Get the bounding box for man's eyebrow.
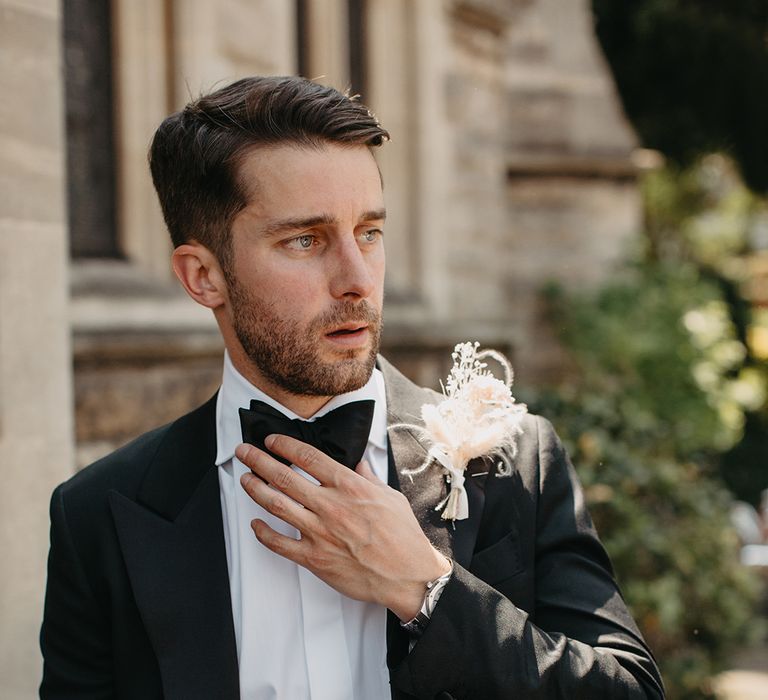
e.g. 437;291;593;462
260;209;387;237
260;214;335;238
361;208;387;223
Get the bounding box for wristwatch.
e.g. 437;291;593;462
400;561;453;638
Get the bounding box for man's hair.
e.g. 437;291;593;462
148;76;389;270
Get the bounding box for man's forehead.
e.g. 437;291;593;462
236;141;380;186
234;143;384;222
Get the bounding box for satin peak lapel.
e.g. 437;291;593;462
109;396;240;700
378;356;487;569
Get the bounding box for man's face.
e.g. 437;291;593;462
224;142;386;399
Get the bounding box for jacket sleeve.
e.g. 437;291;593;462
390;416;665;699
40;485;113;699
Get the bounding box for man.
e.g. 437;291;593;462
40;76;664;699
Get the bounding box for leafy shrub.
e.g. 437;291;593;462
640;155;768;505
524;263;764;699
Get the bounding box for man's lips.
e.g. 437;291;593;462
325;324;369;337
324;324;371;347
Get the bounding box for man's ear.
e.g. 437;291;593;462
172;242;228;309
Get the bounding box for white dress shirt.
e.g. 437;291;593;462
216;352;391;700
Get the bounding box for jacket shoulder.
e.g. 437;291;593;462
54;393;218;514
58;423;169;502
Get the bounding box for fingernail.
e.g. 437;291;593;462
240;472;253;487
264;434;276;449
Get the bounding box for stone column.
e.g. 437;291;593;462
302;0;350;89
112;0;173;280
0;1;74;697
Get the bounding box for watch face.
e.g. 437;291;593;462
424;574;450;615
402;570;452;637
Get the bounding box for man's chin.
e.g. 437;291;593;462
320;355;377;393
301;343;378;395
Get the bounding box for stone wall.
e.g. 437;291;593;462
501;0;641;380
0;1;74;697
423;0;640;381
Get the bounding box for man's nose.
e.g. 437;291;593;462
328;235;376;300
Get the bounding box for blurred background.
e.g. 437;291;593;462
1;0;767;698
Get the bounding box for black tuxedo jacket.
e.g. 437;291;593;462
40;357;664;699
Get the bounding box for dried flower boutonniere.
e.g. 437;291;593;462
392;342;527;522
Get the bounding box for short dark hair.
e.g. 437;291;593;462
148;76;389;269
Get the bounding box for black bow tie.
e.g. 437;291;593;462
239;399;376;470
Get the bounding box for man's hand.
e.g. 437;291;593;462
235;435;451;621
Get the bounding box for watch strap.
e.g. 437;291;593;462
400;562;453;637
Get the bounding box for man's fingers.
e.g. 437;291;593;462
263;434;347;485
250;518;305;562
235;442;320;509
240;472;318;532
355;459;381;483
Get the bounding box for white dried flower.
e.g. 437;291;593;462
391;342;527;522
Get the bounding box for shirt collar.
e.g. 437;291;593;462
215;351;388;466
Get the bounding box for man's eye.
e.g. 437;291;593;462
360;228;382;243
286;234;315;250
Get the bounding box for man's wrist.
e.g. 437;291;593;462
400;559;453;638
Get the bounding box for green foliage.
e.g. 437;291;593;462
639;155;768;503
545;264;749;455
525;264;765;699
570;9;768;694
592;0;768;193
642;155;766;264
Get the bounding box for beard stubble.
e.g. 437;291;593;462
229;279;382;397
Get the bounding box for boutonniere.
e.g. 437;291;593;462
392;342;527;522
